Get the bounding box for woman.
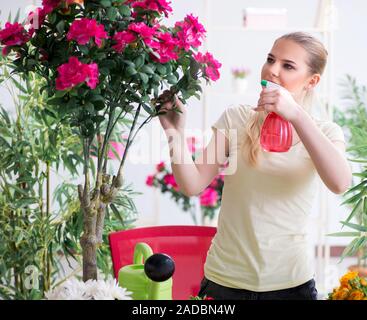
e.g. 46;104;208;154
158;32;352;300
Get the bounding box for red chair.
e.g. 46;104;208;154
108;225;216;300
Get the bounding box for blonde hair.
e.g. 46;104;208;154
241;32;328;167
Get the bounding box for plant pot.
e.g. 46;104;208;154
348;265;367;278
232;78;248;94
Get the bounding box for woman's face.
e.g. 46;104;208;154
261;38;319;103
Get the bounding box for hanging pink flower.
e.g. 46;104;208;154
193;52;222;81
175;14;206;51
149;32;179;63
67;18;108;48
146;175;155;186
55;56;99;90
42;0;61;14
0;22;31;56
130;0;172;17
156;161;165;172
112;31;137;53
200;188;218;207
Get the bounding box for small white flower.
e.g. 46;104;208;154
45;277;132;300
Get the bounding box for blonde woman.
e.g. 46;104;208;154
158;32;352;300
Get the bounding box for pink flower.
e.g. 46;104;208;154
186;136;196;154
42;0;61;14
27;8;46;36
0;22;30;56
112;31;137;53
193;52;222;81
130;0;172;17
175;14;206;51
128;22;158;39
149;32;179;63
200;188;218;207
67;18;108;48
107;141;125;160
55;57;99;91
156;161;165;172
146;175;155;186
163;174;179;191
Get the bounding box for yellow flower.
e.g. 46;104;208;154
348;290;365;300
332;287;350;300
360;278;367;287
340;271;359;288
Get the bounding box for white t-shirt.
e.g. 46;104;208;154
204;104;345;292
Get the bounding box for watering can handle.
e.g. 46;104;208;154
133;242;153;265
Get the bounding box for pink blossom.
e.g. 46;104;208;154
146;175;155;186
149;32;179;63
107;141;125;160
128;22;158;39
200;188;218;207
130;0;172;17
0;22;30;56
175;14;206;51
42;0;61;14
67;18;108;48
163;174;179;191
55;57;99;91
27;8;46;36
112;31;137;53
156;161;165;172
193;52;221;81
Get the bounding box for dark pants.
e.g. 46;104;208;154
198;277;318;300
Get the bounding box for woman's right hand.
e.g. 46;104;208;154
157;90;186;133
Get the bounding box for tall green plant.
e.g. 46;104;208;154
0;55;138;299
330;75;367;267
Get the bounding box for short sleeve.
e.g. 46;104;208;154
319;121;346;144
211;105;252;140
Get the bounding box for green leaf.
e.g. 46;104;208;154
100;0;112;7
166;74;177;84
79;45;89;55
118;5;131;17
327;232;361;237
141;65;154;75
126;66;137;76
107;7;118;20
142;103;153;115
110;203;124;224
134;56;145;69
156;65;166;75
56;20;65;34
139;72;149;84
343;198;363;224
340;221;367;232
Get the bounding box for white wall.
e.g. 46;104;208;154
1;0;366;241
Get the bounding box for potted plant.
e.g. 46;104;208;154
0;0;221;282
231;67;250;94
329;75;367;277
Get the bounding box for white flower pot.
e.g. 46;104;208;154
232;78;248;94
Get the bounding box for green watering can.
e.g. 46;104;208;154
118;242;175;300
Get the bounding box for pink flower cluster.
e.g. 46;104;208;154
67;18;108;48
128;0;173;17
55;57;99;91
193;52;222;81
42;0;61;14
0;22;30;56
175;14;206;51
112;31;137;53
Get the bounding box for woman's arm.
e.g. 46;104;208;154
166;128;229;196
291;108;352;194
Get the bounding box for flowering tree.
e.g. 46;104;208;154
0;0;221;281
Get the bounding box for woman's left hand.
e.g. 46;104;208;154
253;88;302;123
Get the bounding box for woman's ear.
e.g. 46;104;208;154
307;74;321;89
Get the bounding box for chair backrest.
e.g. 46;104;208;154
108;225;217;300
